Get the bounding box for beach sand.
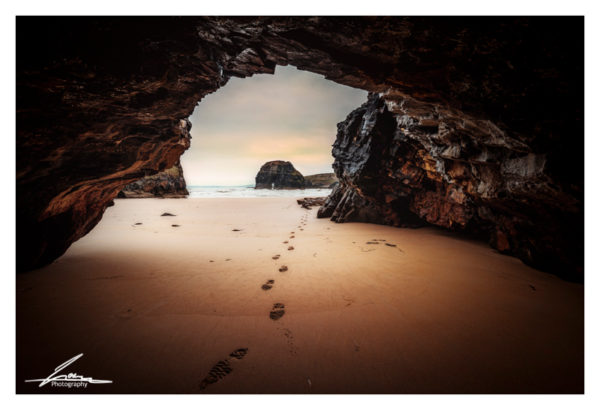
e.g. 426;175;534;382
16;198;583;393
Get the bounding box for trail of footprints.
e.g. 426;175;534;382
260;209;310;321
150;209;401;390
199;210;310;391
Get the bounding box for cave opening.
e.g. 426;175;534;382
179;65;367;195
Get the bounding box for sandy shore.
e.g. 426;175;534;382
16;198;583;393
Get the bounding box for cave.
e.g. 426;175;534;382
17;16;583;280
15;15;585;395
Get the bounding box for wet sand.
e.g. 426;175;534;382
16;198;583;393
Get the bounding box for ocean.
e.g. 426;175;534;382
187;186;333;198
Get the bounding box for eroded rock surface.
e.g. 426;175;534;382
17;17;582;277
319;93;582;279
255;161;305;189
118;160;188;198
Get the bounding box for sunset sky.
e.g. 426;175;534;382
180;65;368;186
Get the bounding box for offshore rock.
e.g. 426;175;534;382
118;160;188;198
304;173;338;188
255;161;305;189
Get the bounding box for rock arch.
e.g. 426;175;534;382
16;17;583;278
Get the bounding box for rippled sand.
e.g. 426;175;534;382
16;198;583;393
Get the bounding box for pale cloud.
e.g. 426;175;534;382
181;65;367;186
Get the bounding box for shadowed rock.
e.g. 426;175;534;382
297;197;326;209
118;161;188;198
318;93;583;280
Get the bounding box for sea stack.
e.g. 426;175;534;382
255;161;305;189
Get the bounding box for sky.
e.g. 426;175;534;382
180;65;368;186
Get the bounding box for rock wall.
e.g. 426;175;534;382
319;93;582;280
17;17;583;276
118;160;188;198
255;161;305;189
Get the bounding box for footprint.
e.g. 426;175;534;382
232;229;242;232
290;235;295;239
270;303;285;320
199;348;249;391
171;224;180;227
291;232;295;234
385;243;396;247
134;222;143;225
161;212;176;217
288;246;294;251
209;260;214;263
279;265;288;272
262;279;275;290
272;254;280;260
366;241;379;245
283;241;289;244
225;258;231;261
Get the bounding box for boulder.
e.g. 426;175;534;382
297;197;326;209
118;161;188;198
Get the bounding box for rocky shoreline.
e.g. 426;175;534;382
255;160;337;190
118;160;189;198
317;93;582;279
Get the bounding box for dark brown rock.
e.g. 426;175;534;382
318;93;582;280
118;160;188;198
255;161;305;189
304;173;338;188
297;197;326;209
16;17;582;279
